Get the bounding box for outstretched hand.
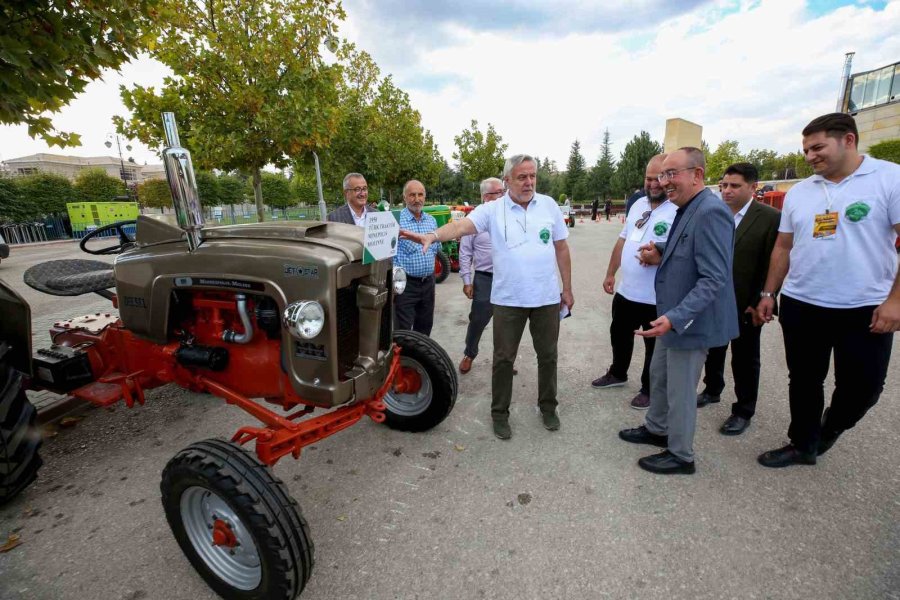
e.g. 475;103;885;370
399;229;434;254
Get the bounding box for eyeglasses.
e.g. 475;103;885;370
635;210;652;229
656;167;695;182
484;190;504;197
344;186;368;194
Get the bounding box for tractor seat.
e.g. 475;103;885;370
24;259;116;297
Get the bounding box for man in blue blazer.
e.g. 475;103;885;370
619;147;739;474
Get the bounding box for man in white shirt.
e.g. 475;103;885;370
327;172;374;226
400;155;573;440
592;154;677;410
756;113;900;468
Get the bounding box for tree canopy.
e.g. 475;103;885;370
1;0;158;147
612;131;662;196
453;120;508;184
588;129;616;201
73;168;126;203
116;0;345;221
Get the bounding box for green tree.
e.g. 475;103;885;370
772;151;813;180
564;139;588;202
0;178;25;223
73;168;126;203
452;120;508;184
746;148;780;180
195;171;220;206
706;140;744;183
290;169;319;205
0;1;159;147
296;46;442;203
535;156;559;197
587;129;616;201
868;139;900;164
433;162;471;204
256;172;293;210
16;172;75;215
136;178;172;212
116;0;344;222
218;174;246;206
612;131;662;196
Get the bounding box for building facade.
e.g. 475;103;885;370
842;60;900;153
1;153;166;184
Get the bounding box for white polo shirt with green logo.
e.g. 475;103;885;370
779;155;900;308
467;192;569;308
617;197;677;305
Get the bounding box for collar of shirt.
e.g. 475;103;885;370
736;198;752;218
809;154;876;186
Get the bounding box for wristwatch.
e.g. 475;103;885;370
759;292;775;298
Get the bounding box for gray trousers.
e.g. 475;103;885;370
644;343;707;462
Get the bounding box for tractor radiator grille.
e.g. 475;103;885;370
335;282;360;378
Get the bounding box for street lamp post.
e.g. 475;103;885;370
105;133;133;199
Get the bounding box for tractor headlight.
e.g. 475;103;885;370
392;266;407;295
283;301;325;339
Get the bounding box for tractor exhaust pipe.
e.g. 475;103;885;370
161;112;205;252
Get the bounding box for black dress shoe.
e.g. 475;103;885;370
757;444;816;468
618;425;668;448
638;450;696;475
696;392;721;407
720;415;750;436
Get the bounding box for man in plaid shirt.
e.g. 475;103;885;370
394;180;439;335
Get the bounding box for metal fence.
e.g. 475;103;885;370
1;216;71;245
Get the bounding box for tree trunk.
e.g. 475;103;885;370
253;168;265;222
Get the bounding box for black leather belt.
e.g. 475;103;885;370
475;270;493;277
406;274;434;283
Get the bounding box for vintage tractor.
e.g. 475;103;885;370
0;114;458;600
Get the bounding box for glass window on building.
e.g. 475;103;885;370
849;73;867;111
892;64;900;102
873;65;894;106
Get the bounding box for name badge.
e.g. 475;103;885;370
813;212;838;240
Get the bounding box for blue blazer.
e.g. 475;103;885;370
655;188;739;350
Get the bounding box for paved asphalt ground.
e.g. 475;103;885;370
0;221;898;600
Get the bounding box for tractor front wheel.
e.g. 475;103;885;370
161;439;314;600
383;330;457;432
0;342;42;505
434;250;451;284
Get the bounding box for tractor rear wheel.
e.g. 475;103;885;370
434;250;451;284
0;342;42;505
383;330;457;432
161;439;313;600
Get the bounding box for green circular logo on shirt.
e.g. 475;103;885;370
844;201;871;222
653;221;669;236
540;227;551;244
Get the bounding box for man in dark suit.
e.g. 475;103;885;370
327;172;376;226
618;147;739;474
697;163;781;435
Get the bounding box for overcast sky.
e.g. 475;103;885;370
1;0;898;171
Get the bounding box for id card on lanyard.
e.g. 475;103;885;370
813;181;839;241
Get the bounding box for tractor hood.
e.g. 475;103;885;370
204;221;365;262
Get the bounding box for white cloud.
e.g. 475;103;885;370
2;0;898;173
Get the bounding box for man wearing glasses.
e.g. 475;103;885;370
458;177;505;375
399;155;573;440
619;147;738;474
592;154;677;410
327;172;375;226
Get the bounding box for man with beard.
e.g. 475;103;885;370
592;154;677;410
755;113;900;468
399;155;573;440
619;147;738;474
393;179;439;335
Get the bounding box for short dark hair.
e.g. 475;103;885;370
678;147;706;170
802;113;859;146
723;162;759;184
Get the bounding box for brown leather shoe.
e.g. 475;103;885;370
459;355;473;374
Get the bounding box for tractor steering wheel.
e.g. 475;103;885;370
79;220;138;255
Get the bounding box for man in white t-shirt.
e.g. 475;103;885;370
756;112;900;468
592;154;677;410
400;155;573;440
